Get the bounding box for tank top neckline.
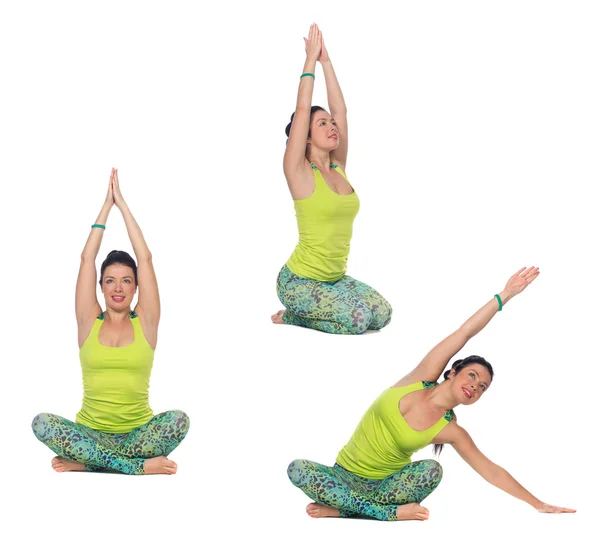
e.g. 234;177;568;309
308;162;356;197
394;382;455;433
96;310;139;349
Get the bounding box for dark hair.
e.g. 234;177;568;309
99;250;138;286
433;356;494;456
285;105;327;141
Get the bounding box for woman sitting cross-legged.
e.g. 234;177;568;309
288;266;575;519
32;168;189;475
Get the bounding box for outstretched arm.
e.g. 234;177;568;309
318;34;348;169
446;423;575;513
75;173;113;331
283;24;322;195
395;266;540;386
111;169;160;327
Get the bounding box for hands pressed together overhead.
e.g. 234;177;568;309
104;168;127;210
304;23;329;63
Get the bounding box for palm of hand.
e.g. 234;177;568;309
504;266;540;297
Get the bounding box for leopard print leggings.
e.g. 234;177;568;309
287;459;442;521
32;410;190;475
276;265;392;334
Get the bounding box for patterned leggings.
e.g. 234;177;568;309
287;459;442;521
32;410;190;475
276;266;392;334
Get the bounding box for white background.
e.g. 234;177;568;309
1;1;597;543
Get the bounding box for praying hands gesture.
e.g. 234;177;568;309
304;23;322;62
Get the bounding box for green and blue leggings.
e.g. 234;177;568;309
287;459;442;521
32;410;190;475
276;265;392;335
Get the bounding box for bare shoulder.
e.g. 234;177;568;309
431;417;464;445
393;368;438;388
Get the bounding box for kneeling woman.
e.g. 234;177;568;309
32;168;189;475
288;266;574;519
273;24;392;334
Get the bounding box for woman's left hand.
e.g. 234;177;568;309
503;266;540;299
537;502;576;514
111;168;127;210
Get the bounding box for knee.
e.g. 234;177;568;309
370;298;393;330
31;413;52;441
420;459;443;487
170;410;190;437
287;459;309;488
348;306;373;335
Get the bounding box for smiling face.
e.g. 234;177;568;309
307;109;340;152
450;364;492;405
100;263;137;311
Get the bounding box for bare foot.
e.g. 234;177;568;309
144;456;178;475
306;503;341;518
51;456;84;473
396;503;429;521
271;310;285;324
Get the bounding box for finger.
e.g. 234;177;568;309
560;507;576;513
520;266;535;277
513;266;527;277
525;268;540;281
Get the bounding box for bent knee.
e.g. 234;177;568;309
369;299;393;330
170;410;191;435
420;459;443;484
31;413;53;440
287;459;310;487
348;307;373;334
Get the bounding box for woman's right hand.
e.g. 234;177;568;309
304;23;322;62
104;169;115;208
536;502;576;514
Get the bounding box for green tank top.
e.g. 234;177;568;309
76;311;154;433
286;163;360;282
336;382;455;480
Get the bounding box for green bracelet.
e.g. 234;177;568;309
494;294;503;311
91;224;106;230
300;72;315;79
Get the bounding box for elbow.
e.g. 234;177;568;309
456;326;473;342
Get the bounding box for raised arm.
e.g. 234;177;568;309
395;266;540;386
283;24;321;196
319;35;348;169
111;169;160;328
76;173;113;337
444;423;575;513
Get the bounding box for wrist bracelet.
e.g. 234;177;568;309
91;224;106;230
494;294;503;311
300;72;315;79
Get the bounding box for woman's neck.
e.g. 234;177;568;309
308;149;331;170
425;381;460;411
104;307;132;323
